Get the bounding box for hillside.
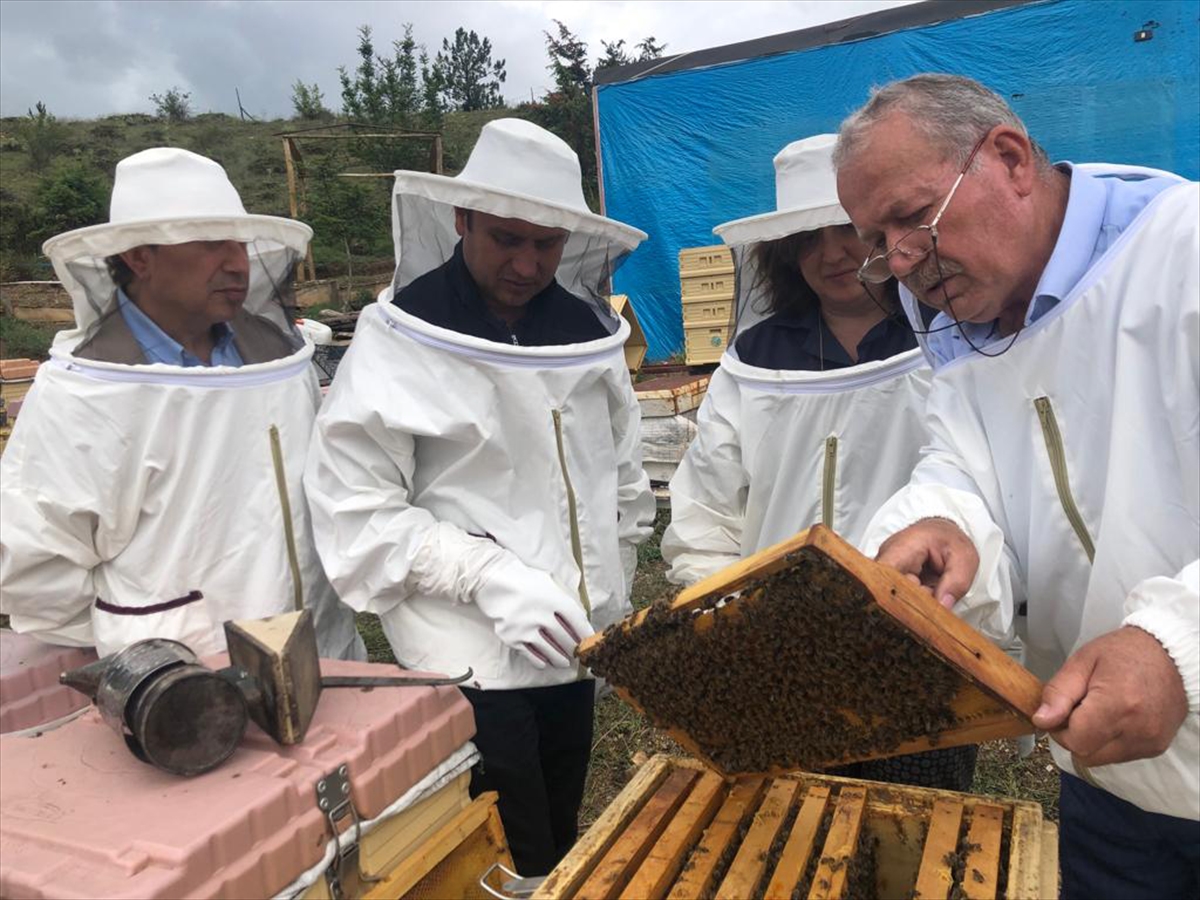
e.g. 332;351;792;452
0;107;526;283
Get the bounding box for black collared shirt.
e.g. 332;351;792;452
393;242;611;346
734;305;917;371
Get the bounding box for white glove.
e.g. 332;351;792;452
473;555;595;669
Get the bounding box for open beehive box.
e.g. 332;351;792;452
579;526;1043;776
535;754;1057;899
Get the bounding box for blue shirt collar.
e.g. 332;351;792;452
117;288;242;367
1026;163;1107;322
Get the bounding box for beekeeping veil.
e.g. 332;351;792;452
388;118;646;331
42;147;310;354
713;134;854;342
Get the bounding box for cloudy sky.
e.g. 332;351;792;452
0;0;917;120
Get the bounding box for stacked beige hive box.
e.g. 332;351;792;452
0;651;512;899
679;246;735;365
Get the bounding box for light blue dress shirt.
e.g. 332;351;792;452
926;165;1180;365
117;289;245;367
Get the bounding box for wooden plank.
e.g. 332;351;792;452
635;374;710;418
763;785;831;900
359;771;470;877
621;770;726;900
667;777;766;900
282;138;300;220
12;307;74;323
533;755;675;900
1005;804;1046;900
961;803;1004;900
716;777;800;900
808;786;868;900
913;798;965;900
1038;821;1060;900
575;767;700;900
360;792;496;899
281;132;440;140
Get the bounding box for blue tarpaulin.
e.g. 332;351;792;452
596;0;1200;361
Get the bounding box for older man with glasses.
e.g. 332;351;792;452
834;74;1198;899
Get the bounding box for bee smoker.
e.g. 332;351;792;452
59;639;248;776
59;609;473;777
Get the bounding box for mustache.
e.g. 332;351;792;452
904;257;965;296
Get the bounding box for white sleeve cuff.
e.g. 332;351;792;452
1123;561;1200;715
411;522;509;604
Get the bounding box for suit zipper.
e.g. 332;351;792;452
822;435;838;530
551;408;591;616
1034;396;1095;563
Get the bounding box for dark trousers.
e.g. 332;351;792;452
1060;772;1200;899
461;680;596;877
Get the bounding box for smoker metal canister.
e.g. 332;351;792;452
93;639;248;775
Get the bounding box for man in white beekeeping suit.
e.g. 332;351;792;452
304;119;656;876
834;73;1198;898
0;147;364;663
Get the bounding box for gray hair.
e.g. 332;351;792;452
833;73;1050;171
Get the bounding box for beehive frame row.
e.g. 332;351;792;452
534;756;1057;900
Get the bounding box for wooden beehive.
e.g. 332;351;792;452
359;793;513;900
679;246;735;365
301;792;513;900
579;526;1043;777
635;373;709;486
610;294;648;373
0;358;38;406
535;755;1057;900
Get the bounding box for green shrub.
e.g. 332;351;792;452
150;87;192;123
0;317;66;360
19;102;68;172
30;162;109;246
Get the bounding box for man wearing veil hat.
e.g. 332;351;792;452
305;118;656;875
0;147;364;663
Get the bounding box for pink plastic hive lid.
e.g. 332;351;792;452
0;657;476;900
0;631;98;735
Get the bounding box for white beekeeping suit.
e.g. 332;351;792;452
0;148;364;661
663;135;934;589
305;119;656;690
860;166;1199;819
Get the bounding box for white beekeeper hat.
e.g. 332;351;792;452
41;148;312;335
713;134;850;247
712;134;854;337
389;118;647;302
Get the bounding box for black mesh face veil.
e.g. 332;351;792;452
390;193;640;338
60;237;306;355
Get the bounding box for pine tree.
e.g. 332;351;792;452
430;28;507;112
596;39;631;72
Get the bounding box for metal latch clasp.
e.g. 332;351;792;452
317;764;382;899
479;862;544;899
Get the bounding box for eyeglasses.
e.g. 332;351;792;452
857;133;990;285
